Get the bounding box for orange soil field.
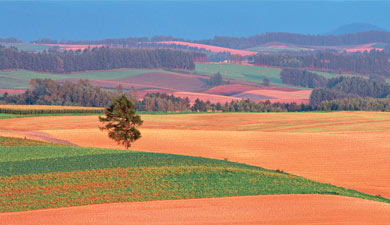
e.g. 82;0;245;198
42;44;104;51
0;112;389;198
157;41;257;56
1;194;390;225
171;91;240;104
233;88;311;104
115;72;208;92
0;89;25;94
333;43;381;53
60;72;210;92
0;104;103;110
203;84;261;95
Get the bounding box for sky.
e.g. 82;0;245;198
0;1;389;41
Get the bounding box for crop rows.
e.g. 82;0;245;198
0;136;389;213
2;166;389;212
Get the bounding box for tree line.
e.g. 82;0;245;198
2;78;390;112
310;76;390;106
31;36;184;47
280;68;327;88
318;97;390;111
0;46;201;73
196;31;390;49
0;79;113;107
252;48;390;77
0;38;23;43
28;30;390;50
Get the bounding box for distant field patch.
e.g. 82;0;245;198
0;69;165;81
41;44;104;51
246;43;314;53
233;88;311;104
157;41;257;56
196;63;292;87
0;69;169;90
172;91;240;104
115;72;209;92
0;42;51;52
0;89;25;94
0;105;103;115
203;84;261;96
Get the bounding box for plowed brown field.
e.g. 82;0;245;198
203;84;261;95
157;41;257;56
172;91;240;104
60;72;210;92
0;89;26;94
1;195;389;225
42;44;104;51
234;89;311;103
1;112;389;198
115;72;209;92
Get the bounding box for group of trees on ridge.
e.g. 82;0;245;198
26;31;390;49
196;31;390;49
310;76;390;106
0;46;202;73
281;69;390;107
0;79;113;107
280;68;328;88
31;36;184;47
252;48;390;77
3;77;390;112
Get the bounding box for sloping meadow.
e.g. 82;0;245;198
0;136;388;212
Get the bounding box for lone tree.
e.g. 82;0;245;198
99;94;143;149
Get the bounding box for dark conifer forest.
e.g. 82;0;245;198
252;47;390;77
197;31;390;49
0;46;201;73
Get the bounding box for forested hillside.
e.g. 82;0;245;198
197;31;390;49
310;76;390;106
0;46;201;73
252;48;390;77
280;69;327;88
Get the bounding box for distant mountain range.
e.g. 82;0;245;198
328;23;386;35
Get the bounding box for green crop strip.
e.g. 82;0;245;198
0;136;388;212
1;166;388;212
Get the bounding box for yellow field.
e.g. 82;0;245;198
1;112;390;198
0;105;104;110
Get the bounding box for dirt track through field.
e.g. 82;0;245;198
1;195;390;225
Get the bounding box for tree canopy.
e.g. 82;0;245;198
99;95;143;149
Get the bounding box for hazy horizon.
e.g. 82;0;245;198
1;1;389;41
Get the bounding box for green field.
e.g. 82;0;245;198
195;63;284;86
1;64;358;91
246;45;314;53
0;69;166;81
195;63;356;88
0;42;52;52
0;136;388;212
0;69;168;90
313;70;357;79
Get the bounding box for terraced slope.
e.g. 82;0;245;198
0;136;388;213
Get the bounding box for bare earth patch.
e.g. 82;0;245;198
157;41;257;56
1;195;389;225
